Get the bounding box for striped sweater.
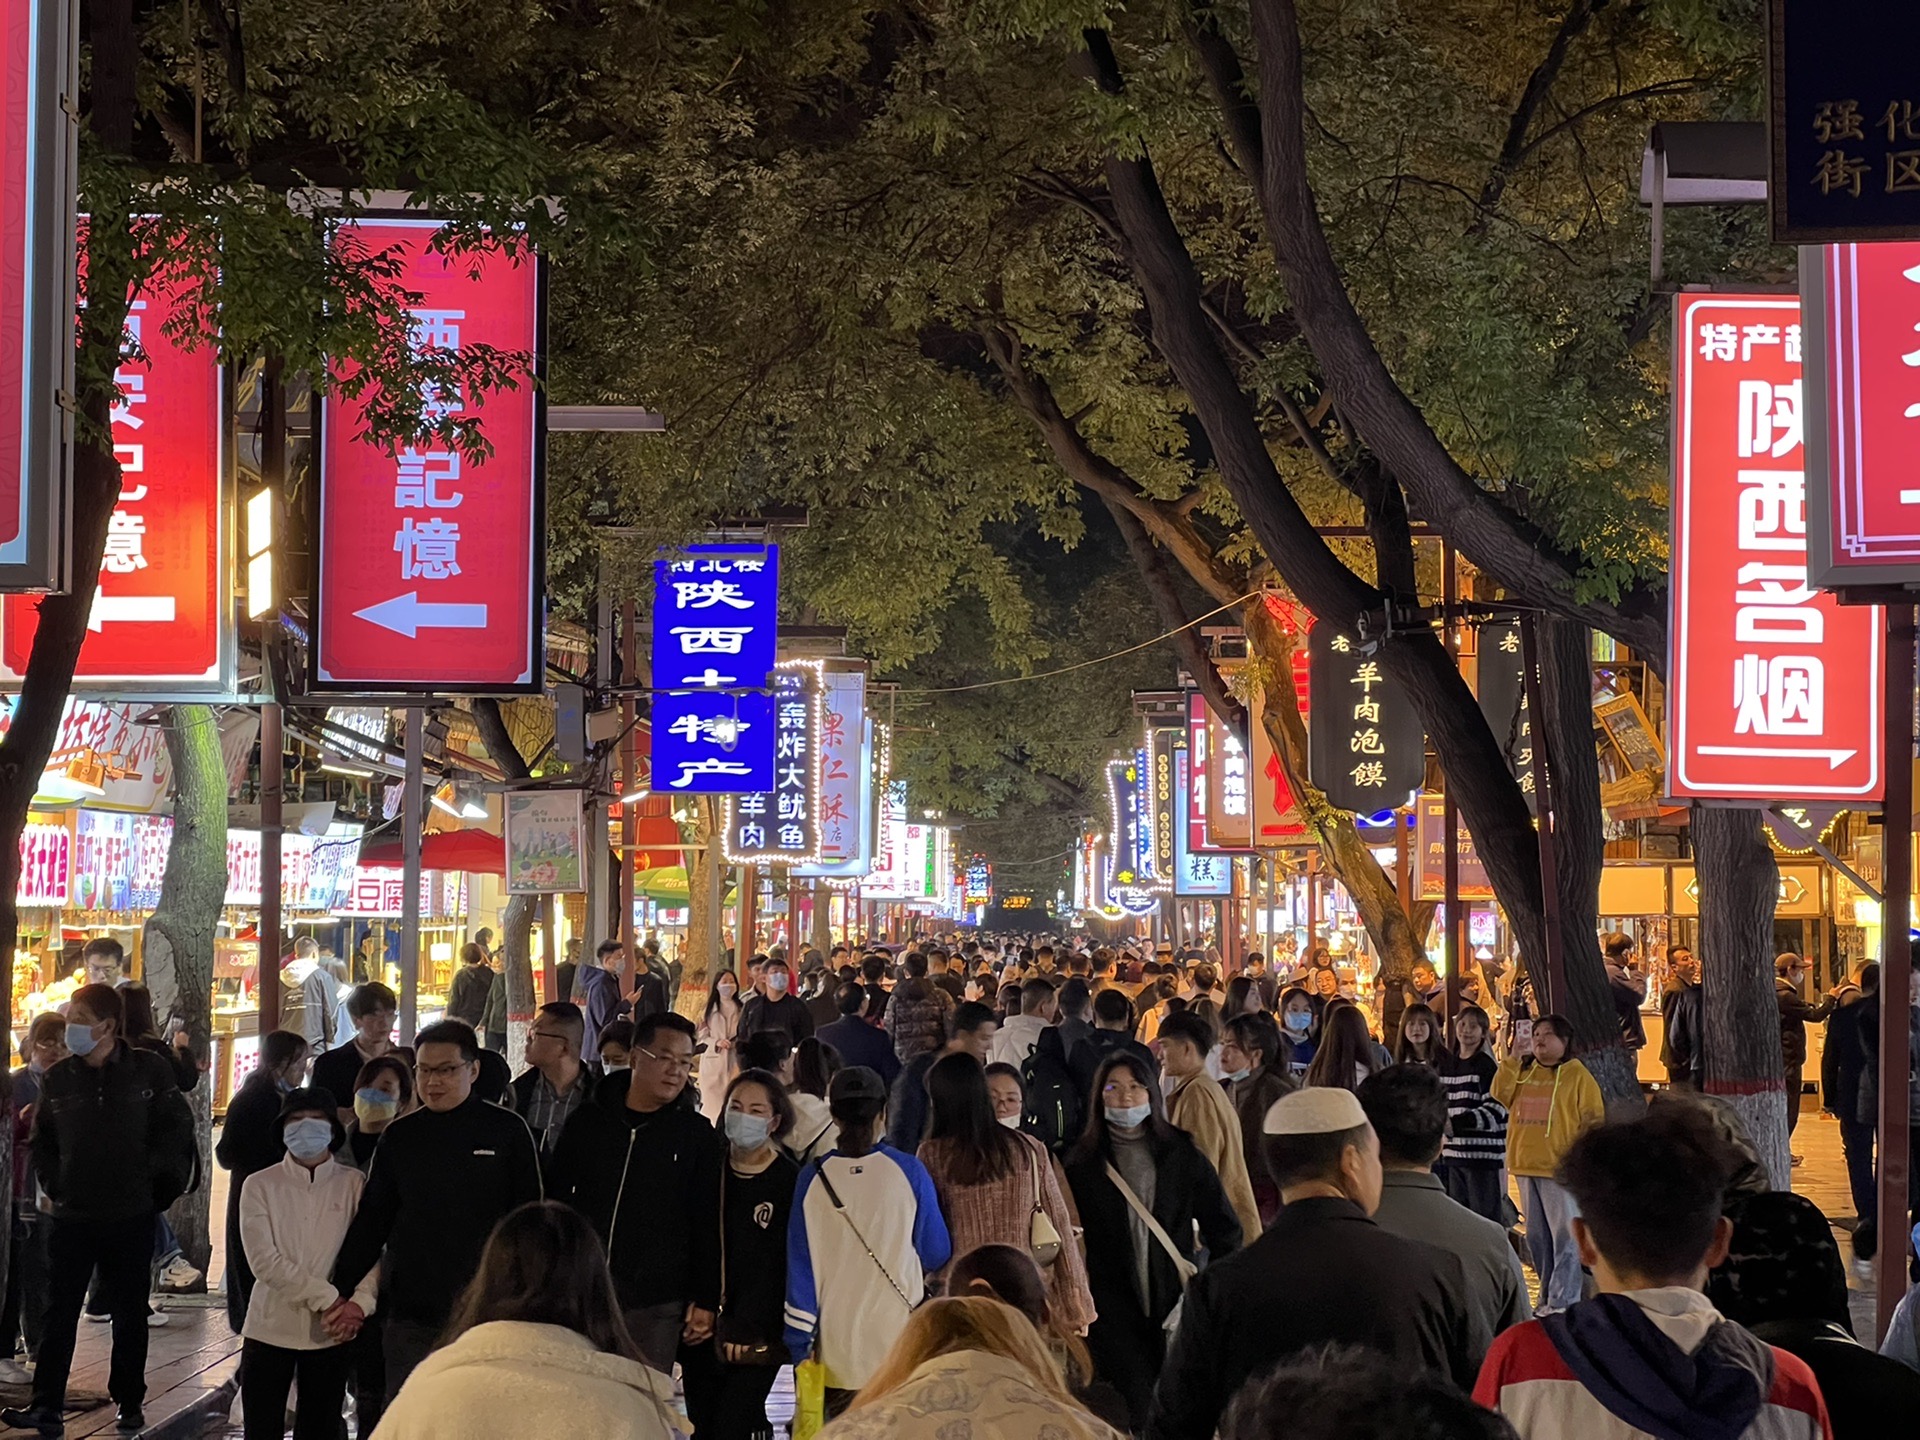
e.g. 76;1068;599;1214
1436;1048;1506;1169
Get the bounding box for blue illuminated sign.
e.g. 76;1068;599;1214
650;544;780;793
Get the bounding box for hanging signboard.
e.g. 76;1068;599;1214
651;543;780;793
311;217;544;692
0;697;173;811
0;0;76;594
963;853;992;905
1204;704;1252;849
16;815;72;907
1173;745;1232;897
1413;793;1493;901
1801;240;1920;586
2;236;228;692
504;789;587;894
864;780;910;897
1475;618;1536;812
1248;684;1313;846
1307;628;1424;813
1766;1;1920;243
1671;293;1883;801
1107;756;1151;889
809;664;867;863
1147;724;1180;880
724;661;824;865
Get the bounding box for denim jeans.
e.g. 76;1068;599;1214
1520;1174;1585;1311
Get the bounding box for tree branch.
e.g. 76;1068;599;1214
1476;0;1606;217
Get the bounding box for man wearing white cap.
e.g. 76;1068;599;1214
1145;1087;1478;1440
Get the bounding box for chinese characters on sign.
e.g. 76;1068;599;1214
650;544;781;794
1474;620;1536;812
1203;701;1252;849
313;218;542;691
1414;793;1492;901
1148;724;1180;880
801;664;867;867
963;854;992;905
724;662;823;864
1669;295;1882;801
1768;3;1920;242
1307;628;1425;813
1172;746;1232;897
504;790;587;895
1802;241;1920;586
1248;664;1313;845
3;237;226;691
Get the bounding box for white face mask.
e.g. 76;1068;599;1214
997;1112;1023;1130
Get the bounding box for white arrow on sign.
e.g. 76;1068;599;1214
1697;745;1857;770
87;593;176;632
354;591;489;639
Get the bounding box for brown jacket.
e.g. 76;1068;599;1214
1166;1072;1263;1240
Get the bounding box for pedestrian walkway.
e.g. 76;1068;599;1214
1;1299;239;1439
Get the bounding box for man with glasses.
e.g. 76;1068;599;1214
549;1011;722;1375
331;1020;542;1402
508;1002;594;1159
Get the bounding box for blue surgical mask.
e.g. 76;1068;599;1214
724;1110;772;1150
65;1022;100;1057
283;1118;335;1161
1284;1010;1312;1033
1223;1067;1251;1085
1105;1103;1151;1130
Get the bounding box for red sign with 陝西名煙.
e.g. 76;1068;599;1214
1669;294;1882;802
311;218;543;692
1803;240;1920;587
1;250;224;689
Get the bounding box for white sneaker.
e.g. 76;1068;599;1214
145;1310;169;1329
0;1359;31;1383
82;1312;110;1324
157;1256;202;1291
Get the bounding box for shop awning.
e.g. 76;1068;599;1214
356;827;506;875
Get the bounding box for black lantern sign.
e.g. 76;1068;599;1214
1306;628;1424;814
1475;619;1537;815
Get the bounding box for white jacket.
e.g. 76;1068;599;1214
371;1320;680;1440
239;1154;378;1350
988;1013;1050;1070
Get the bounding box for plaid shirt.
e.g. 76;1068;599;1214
520;1069;592;1154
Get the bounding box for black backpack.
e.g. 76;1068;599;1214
1021;1028;1083;1153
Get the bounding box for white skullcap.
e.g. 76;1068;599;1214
1263;1086;1368;1135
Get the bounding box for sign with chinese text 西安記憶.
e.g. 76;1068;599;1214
1669;292;1881;802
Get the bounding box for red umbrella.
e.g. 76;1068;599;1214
357;827;507;875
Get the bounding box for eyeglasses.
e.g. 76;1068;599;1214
415;1062;470;1080
527;1030;568;1044
634;1045;693;1072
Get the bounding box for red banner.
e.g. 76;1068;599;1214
1670;293;1882;801
312;218;542;691
2;249;224;688
1805;240;1920;586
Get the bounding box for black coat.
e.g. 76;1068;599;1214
1661;982;1704;1081
1777;978;1835;1069
740;991;814;1042
1145;1197;1477;1440
331;1093;543;1325
815;1015;901;1085
548;1078;723;1311
214;1073;287;1191
1067;1029;1159;1100
1822;996;1874;1122
447;963;494;1028
31;1043;196;1223
1750;1317;1920;1440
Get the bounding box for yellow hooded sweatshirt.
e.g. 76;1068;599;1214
1491;1053;1605;1178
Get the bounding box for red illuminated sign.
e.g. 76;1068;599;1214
311;218;543;692
1804;240;1920;587
0;0;76;592
1;249;225;690
1670;294;1882;801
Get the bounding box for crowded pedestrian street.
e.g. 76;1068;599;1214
0;2;1918;1439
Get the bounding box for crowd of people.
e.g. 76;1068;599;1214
1;928;1916;1440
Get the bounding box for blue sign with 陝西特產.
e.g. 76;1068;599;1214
649;544;780;793
1769;1;1920;242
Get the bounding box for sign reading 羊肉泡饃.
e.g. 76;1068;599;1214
1474;619;1535;814
1767;1;1920;243
311;218;544;692
723;661;823;865
1670;293;1882;802
1173;745;1231;897
650;543;781;794
1306;627;1424;814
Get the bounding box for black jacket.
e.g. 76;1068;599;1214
1749;1316;1920;1440
1068;1029;1159;1101
548;1073;723;1311
1661;981;1704;1082
629;971;669;1026
1065;1126;1242;1333
31;1043;196;1222
1145;1197;1477;1440
447;963;493;1028
1607;966;1647;1050
885;1049;939;1153
1777;979;1835;1069
740;991;813;1042
215;1073;288;1193
815;1015;901;1085
1822;995;1873;1121
331;1093;543;1325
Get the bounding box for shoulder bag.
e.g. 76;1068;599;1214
1104;1161;1195;1341
1025;1141;1063;1267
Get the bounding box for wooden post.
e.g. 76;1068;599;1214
1877;605;1915;1342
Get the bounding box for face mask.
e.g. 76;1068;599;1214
353;1089;399;1126
724;1110;773;1150
1223;1067;1251;1084
718;982;737;997
604;1065;630;1083
997;1112;1023;1130
283;1118;335;1161
1284;1010;1312;1033
1105;1103;1151;1130
767;975;789;995
65;1023;100;1057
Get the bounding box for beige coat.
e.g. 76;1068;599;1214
1165;1072;1263;1240
820;1351;1123;1440
371;1321;680;1440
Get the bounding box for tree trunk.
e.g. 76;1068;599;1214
1693;804;1789;1184
142;705;227;1280
686;796;719;994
